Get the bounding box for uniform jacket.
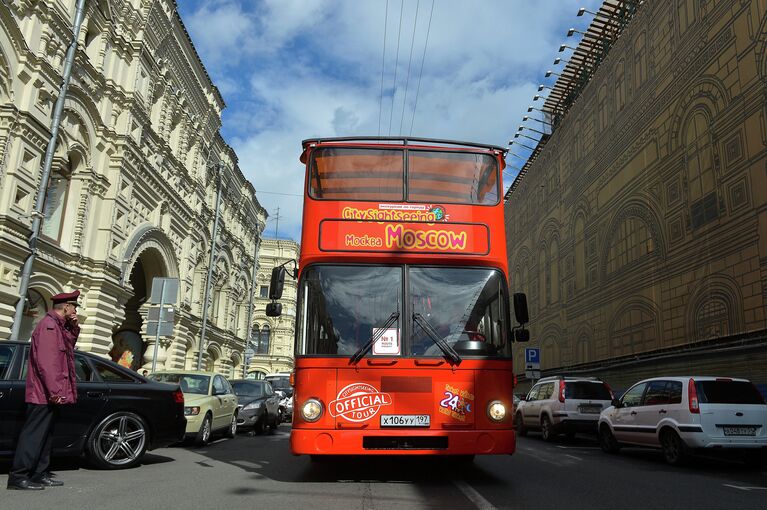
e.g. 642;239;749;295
25;310;79;405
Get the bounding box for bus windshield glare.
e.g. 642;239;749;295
309;147;499;205
297;265;509;358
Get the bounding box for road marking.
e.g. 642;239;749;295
722;484;767;491
452;479;497;510
564;454;583;461
555;445;600;450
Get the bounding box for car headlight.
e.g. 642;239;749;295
301;398;323;422
487;400;506;422
243;401;262;411
185;406;200;416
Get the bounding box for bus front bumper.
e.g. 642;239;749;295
290;428;516;455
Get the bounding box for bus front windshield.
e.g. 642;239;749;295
297;265;510;358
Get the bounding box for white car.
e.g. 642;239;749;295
598;376;767;466
515;375;614;441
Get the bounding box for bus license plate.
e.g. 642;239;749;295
381;415;430;427
723;426;757;436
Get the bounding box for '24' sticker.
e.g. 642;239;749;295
440;391;472;414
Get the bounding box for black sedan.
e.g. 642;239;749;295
0;341;186;469
230;379;281;434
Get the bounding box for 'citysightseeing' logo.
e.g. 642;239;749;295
329;383;393;422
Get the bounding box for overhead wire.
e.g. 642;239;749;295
387;0;405;136
409;0;435;136
399;0;420;134
377;0;389;136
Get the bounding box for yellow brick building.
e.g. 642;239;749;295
505;0;767;389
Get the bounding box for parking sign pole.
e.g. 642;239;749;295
151;279;166;373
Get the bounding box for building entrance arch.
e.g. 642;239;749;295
113;225;179;371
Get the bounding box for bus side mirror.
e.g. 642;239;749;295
513;293;529;325
269;267;286;300
266;302;282;317
514;328;530;343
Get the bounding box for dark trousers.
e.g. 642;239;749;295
9;404;57;483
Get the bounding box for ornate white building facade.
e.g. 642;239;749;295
247;238;299;378
0;0;267;376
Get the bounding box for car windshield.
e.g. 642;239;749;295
232;382;265;398
150;373;210;395
565;381;612;400
265;376;290;392
296;265;509;358
695;380;765;405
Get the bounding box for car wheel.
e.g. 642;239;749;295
660;429;688;466
86;412;148;470
225;412;238;439
515;413;527;437
195;414;212;446
253;417;265;435
541;416;556;442
599;425;621;454
268;414;279;434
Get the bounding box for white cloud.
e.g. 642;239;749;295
180;0;605;241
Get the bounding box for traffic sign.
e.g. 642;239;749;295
525;369;541;380
150;278;178;305
525;348;540;364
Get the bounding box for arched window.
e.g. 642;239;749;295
685;110;717;228
538;247;548;307
250;324;260;352
258;325;270;354
550;238;559;304
677;0;695;34
576;335;591;364
597;84;608;131
41;154;74;242
574;216;586;290
614;60;626;112
695;298;730;340
634;33;647;87
605;216;655;275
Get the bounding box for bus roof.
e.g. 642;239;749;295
300;136;508;162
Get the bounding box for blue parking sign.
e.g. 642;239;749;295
525;348;540;364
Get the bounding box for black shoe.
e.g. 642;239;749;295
31;475;63;487
7;479;44;490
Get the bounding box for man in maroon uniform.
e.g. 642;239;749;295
7;290;80;491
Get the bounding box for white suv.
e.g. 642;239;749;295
598;376;767;466
515;376;614;441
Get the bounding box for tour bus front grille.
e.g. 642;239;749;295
362;436;448;450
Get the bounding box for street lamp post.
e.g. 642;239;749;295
197;162;225;371
242;225;264;377
9;0;87;341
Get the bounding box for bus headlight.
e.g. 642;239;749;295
301;399;323;422
487;400;506;422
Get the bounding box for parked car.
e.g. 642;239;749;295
279;393;293;423
515;375;614;441
149;371;238;446
0;341;186;469
230;379;280;434
264;372;293;398
598;376;767;466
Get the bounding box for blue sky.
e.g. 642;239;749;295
176;0;603;241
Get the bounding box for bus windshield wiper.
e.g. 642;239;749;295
412;313;462;366
348;312;400;366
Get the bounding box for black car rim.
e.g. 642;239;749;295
96;415;146;465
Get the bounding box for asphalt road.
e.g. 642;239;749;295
1;425;766;509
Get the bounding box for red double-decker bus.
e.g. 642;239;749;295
267;137;529;459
